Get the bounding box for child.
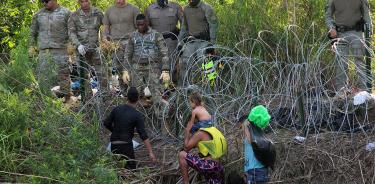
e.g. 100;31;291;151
237;105;273;184
185;92;213;135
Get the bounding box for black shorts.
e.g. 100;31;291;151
111;143;136;169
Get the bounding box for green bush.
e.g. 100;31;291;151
0;31;119;183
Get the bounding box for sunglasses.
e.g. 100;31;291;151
41;0;51;4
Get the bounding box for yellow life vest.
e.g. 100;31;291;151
197;127;227;159
201;58;218;86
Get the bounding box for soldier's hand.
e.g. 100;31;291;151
28;47;37;58
67;43;75;55
101;40;110;52
329;28;337;39
160;71;170;84
122;71;130;84
77;45;86;56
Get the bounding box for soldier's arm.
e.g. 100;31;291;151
145;7;152;27
133;7;141;29
178;12;188;42
124;35;134;70
29;14;39;48
204;4;219;44
156;33;170;71
97;11;106;42
361;0;372;31
177;4;184;28
325;0;335;30
103;9;111;40
68;14;81;47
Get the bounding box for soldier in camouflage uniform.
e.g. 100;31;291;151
178;0;218;86
145;0;183;83
125;14;170;128
326;0;372;91
103;0;140;94
68;0;108;103
29;0;72;102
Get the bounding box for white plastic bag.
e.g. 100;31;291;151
106;140;140;152
365;142;375;151
353;91;372;105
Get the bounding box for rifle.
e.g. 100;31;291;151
364;23;372;90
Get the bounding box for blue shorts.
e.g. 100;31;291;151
246;167;269;184
191;120;214;135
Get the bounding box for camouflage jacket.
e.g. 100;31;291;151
68;6;103;49
125;28;169;71
29;6;71;50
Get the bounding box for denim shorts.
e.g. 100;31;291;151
246;167;269;184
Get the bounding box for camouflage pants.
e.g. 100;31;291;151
180;40;210;86
334;31;368;90
112;39;129;93
130;61;166;129
36;48;71;96
79;49;109;102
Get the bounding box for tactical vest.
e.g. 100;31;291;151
148;3;180;33
333;0;363;27
197;127;227;159
132;30;159;60
184;4;209;37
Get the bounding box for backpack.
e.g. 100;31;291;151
245;122;276;169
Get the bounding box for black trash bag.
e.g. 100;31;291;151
248;123;276;170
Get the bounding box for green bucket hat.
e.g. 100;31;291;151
248;105;271;129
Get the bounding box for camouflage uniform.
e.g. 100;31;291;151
125;28;169;125
68;6;108;102
178;1;218;86
103;4;140;92
29;6;71;96
145;2;183;81
326;0;372;90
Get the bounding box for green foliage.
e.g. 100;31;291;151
0;0;36;54
0;38;119;183
0;0;374;182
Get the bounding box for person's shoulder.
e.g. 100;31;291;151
70;9;80;16
200;2;214;11
150;28;159;34
92;6;103;14
191;107;200;114
169;2;182;9
147;3;158;9
59;6;71;14
127;3;140;10
152;29;164;38
105;5;116;13
129;30;139;38
34;8;46;16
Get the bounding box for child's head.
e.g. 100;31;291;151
189;92;202;108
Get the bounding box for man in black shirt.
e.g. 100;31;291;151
104;87;156;169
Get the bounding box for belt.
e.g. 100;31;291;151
111;141;128;144
336;25;357;33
